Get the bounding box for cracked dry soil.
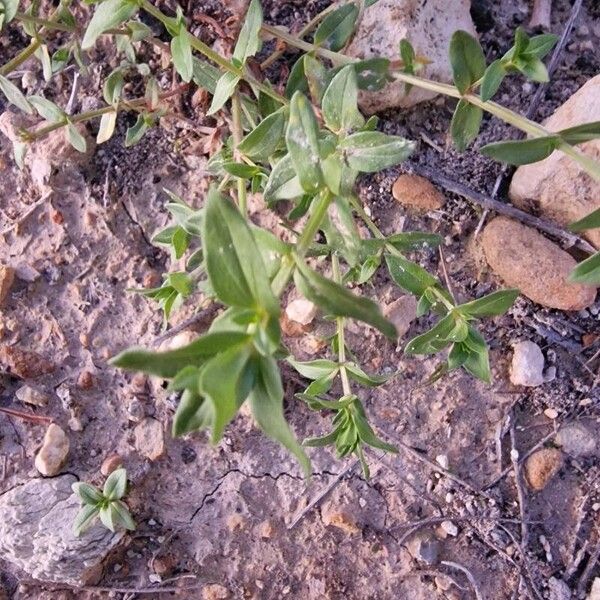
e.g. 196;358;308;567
0;0;599;599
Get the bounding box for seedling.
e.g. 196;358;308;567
72;468;135;536
1;0;599;476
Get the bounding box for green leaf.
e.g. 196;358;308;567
67;123;87;153
207;71;240;115
340;131;414;172
480;59;506;102
28;95;65;122
558;122;600;145
385;254;439;297
203;188;278;314
322;65;364;133
449;30;486;95
233;0;263;62
294;261;396;339
110;331;250;378
172;388;210;436
304;55;330;104
125;113;149;146
405;313;467;354
354;58;390;91
480;136;560;165
518;56;548;82
192;57;220;94
263;154;304;202
458;288;519;317
386;232;442;251
249;356;311;475
314;3;359;51
569;208;600;232
73;504;100;537
352;400;397;453
103;468;127;500
72;482;103;505
199;343;255;442
238;107;287;160
0;0;19;25
461;327;491;383
97;111;117;144
568;251;600;285
35;45;52;82
288;358;339;380
82;0;138;50
0;74;32;114
222;162;261;178
167;271;193;296
285;92;324;193
99;504;116;532
345;363;391;387
171;32;193;83
111;500;136;531
450;99;482;152
523;33;558;59
285;56;308;99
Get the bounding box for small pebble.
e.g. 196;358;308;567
435;454;449;469
544;408;559;420
441;520;458;537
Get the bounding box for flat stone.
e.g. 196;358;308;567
346;0;477;113
392;174;445;212
481;217;596;311
406;531;439;565
0;475;123;585
589;577;600;600
35;423;69;476
524;448;563;491
285;299;317;326
555;422;597;458
510;341;545;387
509;75;600;248
0;345;55;379
15;385;49;407
134;417;165;461
383;295;417;338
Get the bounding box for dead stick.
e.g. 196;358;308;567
509;415;529;549
441;561;483;600
0;406;53;425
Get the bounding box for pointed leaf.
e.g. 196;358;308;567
207;71;240;115
322;65;364;133
340;131;414;172
568;251;600;285
0;74;32;114
450;99;482;152
481;135;560;165
82;0;138;50
458;288;519;317
233;0;263;62
171;32;193;83
314;3;359;52
449;30;486;94
73;505;100;537
103;468;127;500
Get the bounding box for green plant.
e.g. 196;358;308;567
2;0;598;476
72;468;135;536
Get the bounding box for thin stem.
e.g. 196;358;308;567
0;39;41;76
140;0;287;107
260;2;340;69
15;12;74;32
332;254;352;396
231;91;247;215
271;189;333;296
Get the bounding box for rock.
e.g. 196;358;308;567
547;577;571;600
391;174;445;212
0;475;123;585
406;532;439;565
346;0;476;113
321;506;361;534
544;408;559;420
202;584;230;600
509;75;600;248
134;418;165;461
77;370;94;390
510;341;545;387
0;345;55;379
0;265;15;306
258;520;275;539
440;520;458;537
481;217;596;311
589;578;600;600
285;299;317;326
35;424;70;476
524;448;563;491
15;385;49;407
100;454;123;476
126;397;145;422
555;422;597;458
384;295;418;338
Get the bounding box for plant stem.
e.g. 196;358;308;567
140;0;287;107
231;91;247;215
15;12;74;32
260;2;340;69
271;189;333;296
332;254;352;396
0;38;41;76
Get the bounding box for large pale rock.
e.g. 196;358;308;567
0;475;123;585
134;417;165;461
35;423;69;476
345;0;477;113
481;217;596;311
509;75;600;248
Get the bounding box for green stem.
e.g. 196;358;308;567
140;0;287;107
271;189;333;296
332;254;352;396
231;91;247;215
15;12;74;32
0;38;41;76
